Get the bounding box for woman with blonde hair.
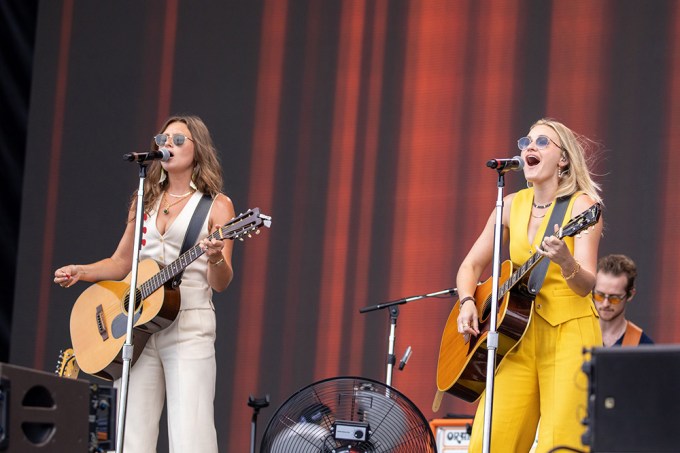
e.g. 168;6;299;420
456;118;603;452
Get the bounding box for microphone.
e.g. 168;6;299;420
486;156;524;173
123;148;173;163
398;346;412;371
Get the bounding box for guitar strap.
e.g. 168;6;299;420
527;195;572;295
170;193;213;289
621;320;643;346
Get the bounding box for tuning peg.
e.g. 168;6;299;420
239;237;245;242
255;229;260;235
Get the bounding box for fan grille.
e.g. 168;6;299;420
260;376;437;452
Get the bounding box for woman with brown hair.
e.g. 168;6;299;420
54;114;234;452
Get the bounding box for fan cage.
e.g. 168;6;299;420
260;376;437;453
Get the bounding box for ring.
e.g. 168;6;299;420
462;322;470;328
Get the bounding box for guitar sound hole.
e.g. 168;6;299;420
123;289;143;315
480;295;505;324
480;298;491;323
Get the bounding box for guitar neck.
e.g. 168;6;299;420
138;210;267;297
140;242;207;297
499;250;546;297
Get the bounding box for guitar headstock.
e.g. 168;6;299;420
217;208;272;242
557;203;602;239
55;348;80;379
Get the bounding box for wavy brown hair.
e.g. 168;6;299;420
129;115;224;215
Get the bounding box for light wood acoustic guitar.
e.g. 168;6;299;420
435;203;601;404
69;208;271;381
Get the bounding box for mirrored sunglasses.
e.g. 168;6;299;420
591;290;627;305
517;135;564;152
154;133;193;147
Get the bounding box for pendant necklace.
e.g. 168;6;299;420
162;191;193;214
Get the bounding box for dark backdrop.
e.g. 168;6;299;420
4;1;680;451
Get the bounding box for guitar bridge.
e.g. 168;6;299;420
96;304;109;341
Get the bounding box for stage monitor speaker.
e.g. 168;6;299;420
0;362;90;451
429;418;472;452
581;345;680;452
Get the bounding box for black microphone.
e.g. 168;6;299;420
123;148;173;163
486;156;524;172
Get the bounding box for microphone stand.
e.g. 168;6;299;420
248;394;270;453
115;163;148;453
359;287;457;387
481;168;508;453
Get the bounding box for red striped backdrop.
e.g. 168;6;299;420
12;1;680;451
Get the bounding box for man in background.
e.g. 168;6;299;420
593;254;654;346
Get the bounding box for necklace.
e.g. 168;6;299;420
532;201;553;209
531;213;546;219
167;190;194;198
162;191;193;214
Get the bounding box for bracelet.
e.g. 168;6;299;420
459;296;476;309
209;257;225;266
561;260;580;280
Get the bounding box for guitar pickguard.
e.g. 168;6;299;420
111;311;142;339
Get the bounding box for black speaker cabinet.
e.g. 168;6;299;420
582;345;680;452
0;363;90;451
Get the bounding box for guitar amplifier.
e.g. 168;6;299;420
0;362;91;451
581;345;680;452
429;418;472;452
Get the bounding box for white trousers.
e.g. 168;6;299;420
115;308;218;453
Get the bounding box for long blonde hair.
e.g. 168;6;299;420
130;115;224;215
531;118;602;204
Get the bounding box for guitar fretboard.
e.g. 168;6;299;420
499;250;545;297
498;203;601;298
135;209;267;298
140;242;207;298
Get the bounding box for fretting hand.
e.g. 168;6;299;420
200;225;225;264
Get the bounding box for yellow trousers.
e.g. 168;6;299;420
469;313;601;453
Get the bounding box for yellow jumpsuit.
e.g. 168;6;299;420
469;188;602;453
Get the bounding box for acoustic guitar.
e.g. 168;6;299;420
69;208;271;381
435;203;601;404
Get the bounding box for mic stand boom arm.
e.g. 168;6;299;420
359;287;458;387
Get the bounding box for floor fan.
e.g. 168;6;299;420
259;376;437;452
